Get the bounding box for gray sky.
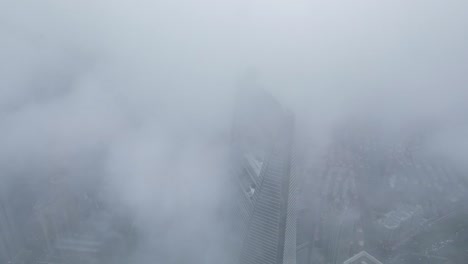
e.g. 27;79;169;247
1;0;468;263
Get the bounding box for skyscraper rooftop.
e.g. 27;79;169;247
343;251;383;264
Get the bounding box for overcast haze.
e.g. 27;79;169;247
1;0;468;263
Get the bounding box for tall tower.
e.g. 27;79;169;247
231;88;297;264
0;199;18;263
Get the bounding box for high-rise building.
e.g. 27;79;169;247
231;88;297;264
0;198;20;263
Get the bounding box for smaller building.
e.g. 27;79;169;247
47;235;102;264
343;251;383;264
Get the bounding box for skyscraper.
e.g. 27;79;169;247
231;88;297;264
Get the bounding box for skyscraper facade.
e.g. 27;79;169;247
231;88;297;264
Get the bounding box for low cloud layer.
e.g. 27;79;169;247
1;0;468;263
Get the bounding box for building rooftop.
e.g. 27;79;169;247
343;251;383;264
54;236;101;253
380;204;423;230
245;153;263;177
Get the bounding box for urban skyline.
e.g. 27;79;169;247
2;0;468;263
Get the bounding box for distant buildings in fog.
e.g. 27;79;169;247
377;204;425;246
299;121;468;264
0;168;131;264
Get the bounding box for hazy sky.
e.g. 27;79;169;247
1;0;468;263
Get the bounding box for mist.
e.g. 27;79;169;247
1;0;468;264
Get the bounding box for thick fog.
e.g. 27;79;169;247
1;0;468;263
